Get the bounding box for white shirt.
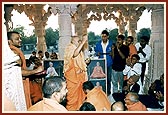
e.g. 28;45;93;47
123;63;143;94
123;63;142;78
43;57;51;60
101;40;109;59
135;43;151;63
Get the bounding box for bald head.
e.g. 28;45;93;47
111;101;125;111
125;92;139;103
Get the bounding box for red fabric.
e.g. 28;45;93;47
29;81;43;104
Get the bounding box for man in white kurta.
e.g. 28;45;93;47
3;20;27;111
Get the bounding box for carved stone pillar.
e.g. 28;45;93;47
74;4;89;59
13;4;51;53
116;11;126;35
34;25;47;53
123;5;146;43
74;4;88;37
49;4;77;59
147;5;164;84
127;20;137;42
58;13;72;59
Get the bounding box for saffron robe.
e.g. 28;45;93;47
85;87;111;111
28;98;68;111
64;43;87;110
126;101;147;111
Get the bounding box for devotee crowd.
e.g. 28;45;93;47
3;24;164;112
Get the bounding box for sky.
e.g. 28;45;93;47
11;5;151;36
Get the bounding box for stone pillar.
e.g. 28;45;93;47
58;13;72;59
124;5;146;43
117;11;126;35
127;20;137;43
49;4;77;59
33;4;50;53
118;24;125;35
34;25;47;53
148;5;164;84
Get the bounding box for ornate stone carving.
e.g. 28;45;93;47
148;5;164;87
49;4;77;15
144;4;164;11
13;4;52;52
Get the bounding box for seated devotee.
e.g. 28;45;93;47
79;102;96;111
111;101;125;111
28;77;68;111
82;81;111;111
37;50;44;65
124;92;147;111
122;75;140;95
29;51;37;62
123;54;143;94
26;58;43;105
43;51;51;60
37;50;44;60
90;62;106;79
112;75;140;104
50;52;58;59
138;73;164;109
26;59;34;70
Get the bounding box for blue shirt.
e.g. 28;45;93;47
95;40;113;67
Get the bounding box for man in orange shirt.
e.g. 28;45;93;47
82;81;111;111
125;36;137;57
124;92;147;111
64;35;89;110
125;36;137;65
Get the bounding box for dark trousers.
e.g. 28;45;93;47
139;95;163;108
140;62;146;86
107;66;112;95
112;92;125;103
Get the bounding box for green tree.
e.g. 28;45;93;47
13;26;37;52
88;31;101;46
137;28;151;42
45;27;59;48
109;28;119;43
13;25;37;45
13;25;25;37
13;25;27;44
